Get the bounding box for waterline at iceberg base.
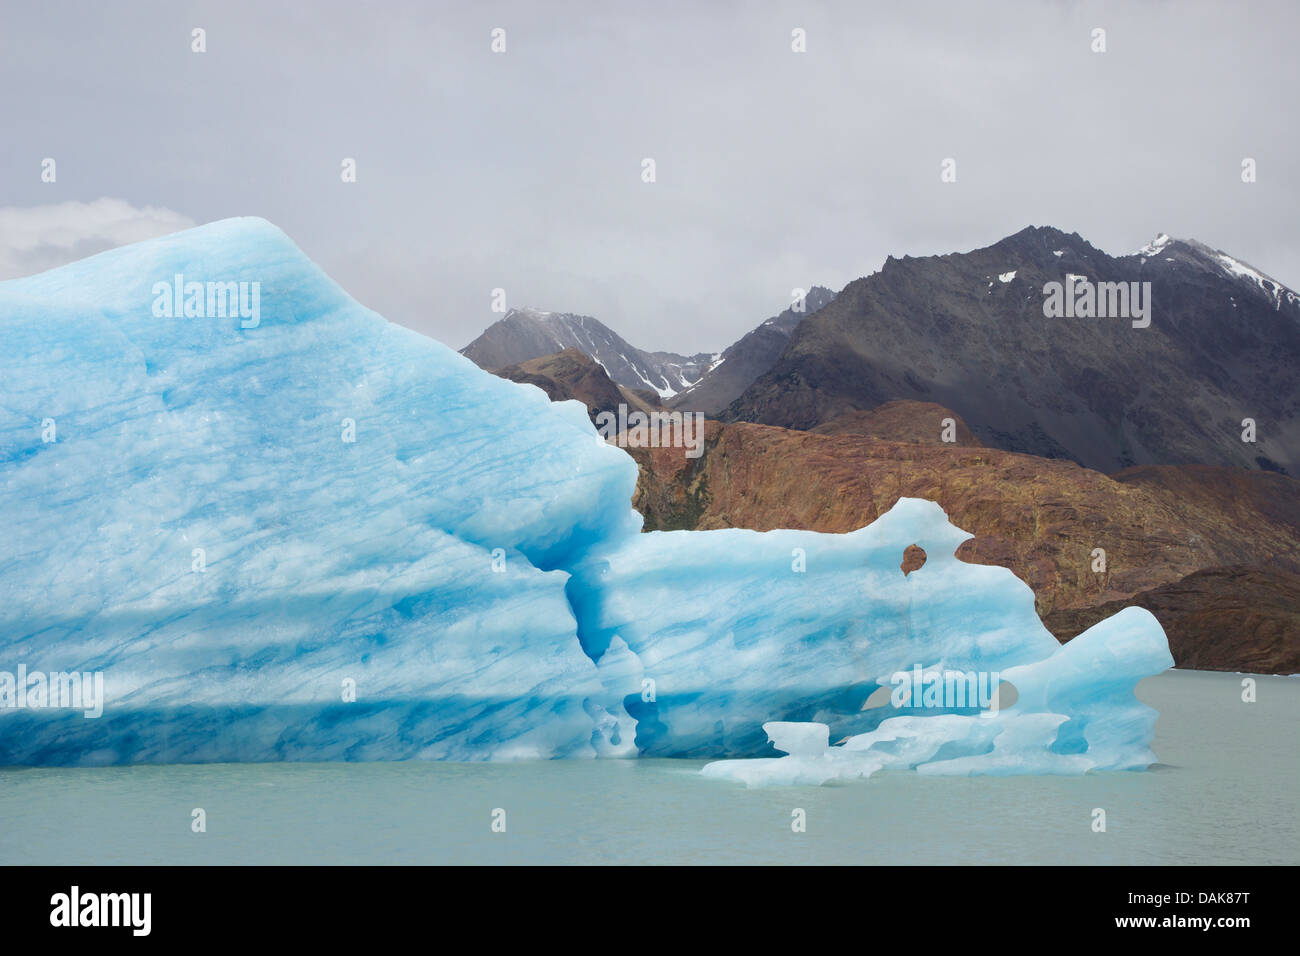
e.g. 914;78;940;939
0;218;1173;780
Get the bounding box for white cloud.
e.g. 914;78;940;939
0;199;195;280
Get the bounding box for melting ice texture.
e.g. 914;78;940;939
0;219;1174;773
699;606;1172;787
571;500;1173;784
0;218;640;763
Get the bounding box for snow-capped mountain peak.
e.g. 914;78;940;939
1132;237;1299;312
1210;250;1299;311
461;308;713;398
1137;233;1173;259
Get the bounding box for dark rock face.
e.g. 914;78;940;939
722;227;1300;474
670;286;835;415
492;348;660;425
1044;566;1300;674
461;308;711;398
811;400;981;446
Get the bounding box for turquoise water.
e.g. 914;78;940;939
1;670;1294;865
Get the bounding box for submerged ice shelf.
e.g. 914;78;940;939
0;219;1174;773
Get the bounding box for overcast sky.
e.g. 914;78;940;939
2;0;1297;353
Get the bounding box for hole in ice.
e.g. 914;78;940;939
900;544;927;576
993;680;1019;711
861;685;893;710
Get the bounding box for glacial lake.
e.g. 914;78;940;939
1;669;1295;865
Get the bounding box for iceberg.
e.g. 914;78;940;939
0;218;1174;772
566;497;1069;757
0;218;639;763
568;497;1173;780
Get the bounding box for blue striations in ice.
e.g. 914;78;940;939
0;219;1174;771
0;218;639;763
568;496;1170;764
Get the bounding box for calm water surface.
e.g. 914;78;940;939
2;670;1294;864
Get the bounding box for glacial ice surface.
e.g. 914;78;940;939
571;498;1173;779
0;219;1174;771
568;497;1068;757
0;218;639;763
701;607;1171;786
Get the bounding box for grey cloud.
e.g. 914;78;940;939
1;0;1296;351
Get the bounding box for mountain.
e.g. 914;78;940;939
669;286;835;414
623;419;1300;673
493;348;662;425
722;227;1300;474
461;308;714;398
810;399;981;446
1044;565;1300;674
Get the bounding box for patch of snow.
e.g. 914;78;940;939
1137;233;1172;261
1215;252;1297;311
631;364;677;399
998;271;1016;283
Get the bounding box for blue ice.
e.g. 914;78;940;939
0;219;1174;772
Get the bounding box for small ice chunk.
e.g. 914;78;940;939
764;722;830;755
